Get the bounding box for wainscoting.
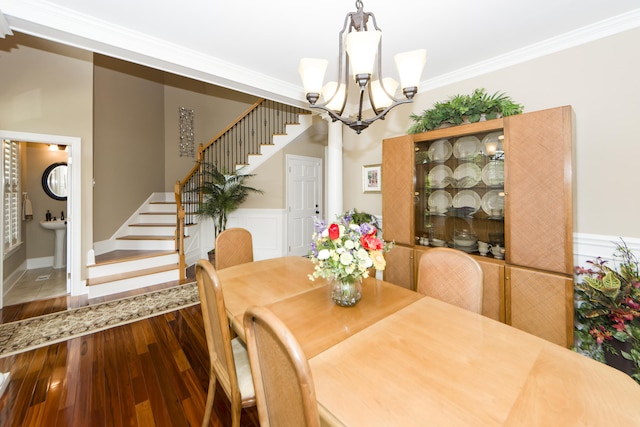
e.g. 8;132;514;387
574;233;640;268
186;208;288;267
221;212;638;271
226;208;287;260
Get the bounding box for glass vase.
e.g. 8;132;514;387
330;277;362;307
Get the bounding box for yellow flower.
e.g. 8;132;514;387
370;250;386;270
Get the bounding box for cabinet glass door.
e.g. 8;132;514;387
414;130;505;258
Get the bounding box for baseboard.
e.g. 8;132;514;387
26;256;54;269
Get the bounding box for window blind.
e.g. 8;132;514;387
3;139;21;252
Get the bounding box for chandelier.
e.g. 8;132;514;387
299;1;426;134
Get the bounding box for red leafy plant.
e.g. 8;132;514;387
574;239;640;384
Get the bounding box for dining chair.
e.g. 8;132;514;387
416;247;484;313
243;305;321;427
214;227;254;270
195;259;256;427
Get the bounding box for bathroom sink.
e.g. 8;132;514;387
40;220;67;268
39;219;67;230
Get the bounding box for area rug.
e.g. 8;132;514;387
0;282;199;358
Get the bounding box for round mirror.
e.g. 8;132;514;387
42;162;68;201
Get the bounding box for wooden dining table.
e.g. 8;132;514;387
217;256;640;426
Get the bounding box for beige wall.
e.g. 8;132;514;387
163;75;259;191
341;27;640;239
4;25;636;283
93;55;165;241
0;32;94;277
242;115;328;209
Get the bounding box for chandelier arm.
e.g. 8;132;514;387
367;36;403;113
313;11;355;117
308;97;412;134
364;10;380;31
367;11;404;112
371;15;401;104
363;98;413;124
357;86;366;122
308;104;353;126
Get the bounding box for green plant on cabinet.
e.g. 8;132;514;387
408;88;524;134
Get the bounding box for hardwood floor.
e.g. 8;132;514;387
0;281;260;427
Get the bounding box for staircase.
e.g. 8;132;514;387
86;194;183;298
86;99;311;298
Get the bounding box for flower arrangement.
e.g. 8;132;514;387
308;209;394;284
574;239;640;384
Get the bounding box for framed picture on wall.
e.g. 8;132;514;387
362;164;382;193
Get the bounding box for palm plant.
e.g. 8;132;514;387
196;162;263;238
408;88;524;134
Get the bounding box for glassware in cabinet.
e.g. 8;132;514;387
414;130;505;257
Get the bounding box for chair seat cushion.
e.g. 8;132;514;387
232;337;255;399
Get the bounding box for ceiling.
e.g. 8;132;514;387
2;0;640;108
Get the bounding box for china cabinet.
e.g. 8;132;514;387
382;106;574;347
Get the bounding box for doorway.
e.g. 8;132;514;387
286;155;322;256
0;130;82;309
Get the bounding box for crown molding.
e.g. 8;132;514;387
420;8;640;92
1;0;307;106
3;1;640;106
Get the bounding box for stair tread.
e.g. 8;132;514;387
129;223;176;227
87;263;178;286
94;250;175;266
116;235;175;240
140;212;175;215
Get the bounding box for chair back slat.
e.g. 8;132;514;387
244;306;321;427
416;247;484;313
215;228;254;270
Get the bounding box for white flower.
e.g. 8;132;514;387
356;248;369;261
317;249;330;260
344;239;355;250
357;248;374;268
340;252;354;266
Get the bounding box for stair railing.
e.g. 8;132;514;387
174;98;309;280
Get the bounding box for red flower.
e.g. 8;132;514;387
627;298;640;310
361;233;383;251
612;321;626;332
589;325;612;344
328;223;340;240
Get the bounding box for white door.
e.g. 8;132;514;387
287;155;322;256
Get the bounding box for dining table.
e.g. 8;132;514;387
217;256;640;426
